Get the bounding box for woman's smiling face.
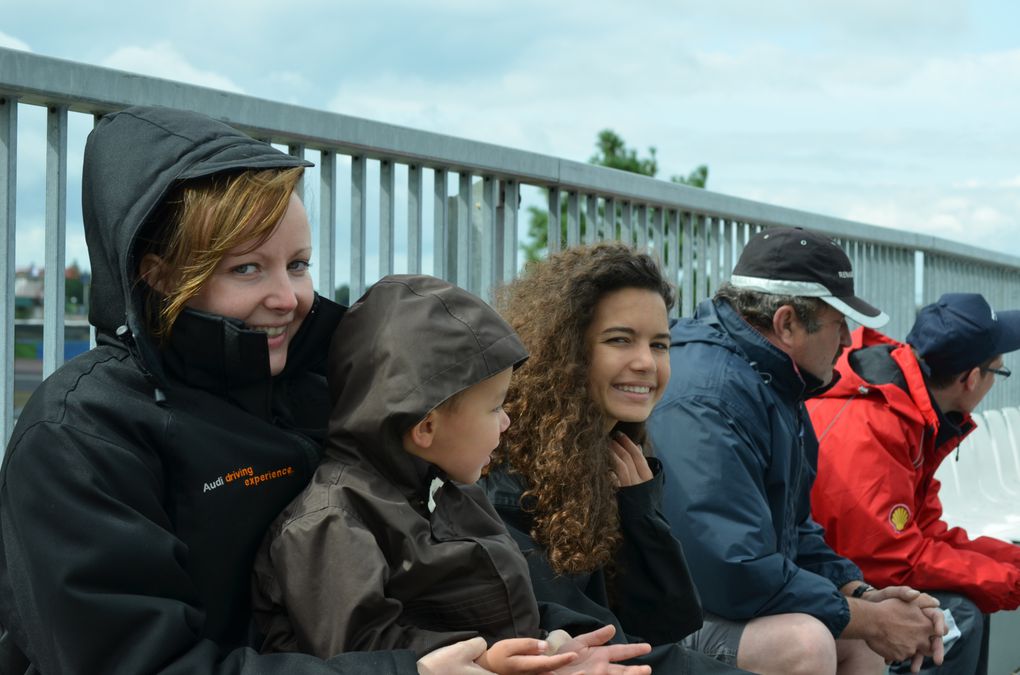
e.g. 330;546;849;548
186;192;314;375
585;287;671;431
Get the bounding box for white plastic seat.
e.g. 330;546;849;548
980;409;1020;499
935;411;1020;542
1000;406;1020;483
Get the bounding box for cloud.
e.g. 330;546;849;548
101;43;244;93
843;190;1018;251
0;31;30;51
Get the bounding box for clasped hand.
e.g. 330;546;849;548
859;585;946;673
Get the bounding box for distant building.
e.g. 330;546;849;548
14;266;44;319
13;264;91;318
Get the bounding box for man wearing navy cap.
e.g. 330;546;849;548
810;293;1020;675
648;227;945;675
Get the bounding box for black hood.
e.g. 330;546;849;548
82;106;312;364
326;275;528;490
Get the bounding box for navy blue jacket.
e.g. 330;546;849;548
647;298;862;637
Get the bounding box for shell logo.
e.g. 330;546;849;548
889;504;911;533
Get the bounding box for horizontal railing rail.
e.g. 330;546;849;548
3;46;1020;443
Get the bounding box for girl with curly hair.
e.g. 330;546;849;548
482;242;747;674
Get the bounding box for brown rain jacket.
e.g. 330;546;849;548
252;275;539;659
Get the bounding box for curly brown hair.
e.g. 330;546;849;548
490;242;674;576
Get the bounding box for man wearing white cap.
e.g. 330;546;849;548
810;292;1020;675
648;227;946;675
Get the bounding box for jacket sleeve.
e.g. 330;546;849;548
793;516;863;590
648;395;851;637
922;511;1020;567
0;421;417;675
611;457;703;643
256;504;476;658
810;400;1020;613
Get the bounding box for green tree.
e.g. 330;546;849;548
522;129;708;262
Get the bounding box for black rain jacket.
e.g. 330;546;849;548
483;466;750;674
0;107;416;674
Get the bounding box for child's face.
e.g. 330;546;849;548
585;287;670;432
429;367;513;483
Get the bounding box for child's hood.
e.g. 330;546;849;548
326;275;527;489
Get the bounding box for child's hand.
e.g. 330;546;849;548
546;624;652;675
418;637;496;674
475;637;579;674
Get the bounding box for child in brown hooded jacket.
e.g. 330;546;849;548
252;275;651;675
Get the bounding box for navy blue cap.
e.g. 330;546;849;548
906;293;1020;375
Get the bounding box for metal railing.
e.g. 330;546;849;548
3;46;1020;443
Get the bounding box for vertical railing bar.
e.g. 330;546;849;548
665;209;678;318
547;187;561;255
921;252;931;305
481;176;496;301
349;155;367;301
43;105;68;378
682;212;695;317
585;194;599;245
858;241;867;293
707;216;719;299
379;160;395;277
887;247;899;339
407;165;423;275
90;113;102;351
603;198;616;242
722;220;734;285
904;248;916;338
636;204;648;252
457;172;472;291
566;191;580;248
696;215;709;304
433;169;449;281
1;98;16;446
868;243;878;304
620;201;632;247
500;179;519;284
317;150;336;301
652;207;664;263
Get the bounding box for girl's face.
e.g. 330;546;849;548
186;192;314;376
585;287;671;432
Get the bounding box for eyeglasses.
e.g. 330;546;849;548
981;365;1012;379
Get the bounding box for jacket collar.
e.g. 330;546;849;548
823;327;974;462
161;294;343;420
694;298;837;402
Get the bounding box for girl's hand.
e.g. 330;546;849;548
546;624;652;675
609;433;653;487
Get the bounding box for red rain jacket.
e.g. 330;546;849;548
808;327;1020;613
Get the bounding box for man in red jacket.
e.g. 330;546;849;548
809;293;1020;675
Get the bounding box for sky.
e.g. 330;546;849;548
4;0;1020;275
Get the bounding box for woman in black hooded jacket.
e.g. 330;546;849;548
0;107;477;675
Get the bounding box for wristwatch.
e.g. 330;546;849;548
850;583;874;598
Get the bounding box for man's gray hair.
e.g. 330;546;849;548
715;282;825;334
